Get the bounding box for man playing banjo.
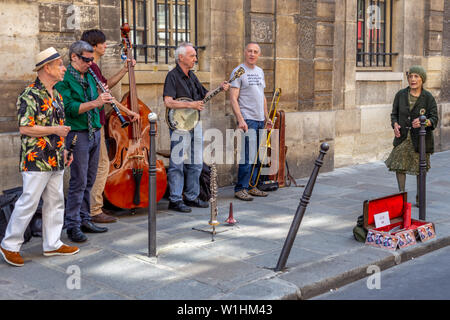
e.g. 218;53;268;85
163;42;230;213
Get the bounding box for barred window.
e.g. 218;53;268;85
357;0;395;67
121;0;203;64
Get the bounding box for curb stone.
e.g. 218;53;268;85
278;235;450;300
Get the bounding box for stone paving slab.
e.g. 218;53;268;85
278;246;397;299
1;151;450;300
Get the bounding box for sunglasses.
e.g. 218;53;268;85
77;53;94;63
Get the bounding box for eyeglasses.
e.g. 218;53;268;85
77;53;94;63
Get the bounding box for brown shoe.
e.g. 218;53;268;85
0;246;24;267
44;244;79;257
248;187;268;197
91;212;117;223
235;190;254;201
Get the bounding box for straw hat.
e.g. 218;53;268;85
33;47;61;72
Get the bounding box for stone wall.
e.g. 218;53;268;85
0;0;40;190
334;0;450;169
440;1;450;151
0;0;123;190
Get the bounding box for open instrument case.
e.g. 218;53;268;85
363;192;436;251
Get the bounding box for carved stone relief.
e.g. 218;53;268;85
250;15;274;43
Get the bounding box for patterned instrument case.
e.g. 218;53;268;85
363;192;436;251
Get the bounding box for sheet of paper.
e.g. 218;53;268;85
374;211;390;228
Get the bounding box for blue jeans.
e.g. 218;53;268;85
65;130;100;230
168;126;203;203
235;119;265;192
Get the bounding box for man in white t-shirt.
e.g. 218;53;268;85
229;42;272;201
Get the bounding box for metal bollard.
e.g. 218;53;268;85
148;113;158;257
275;142;329;272
418;115;427;221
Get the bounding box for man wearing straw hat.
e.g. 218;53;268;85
0;47;79;267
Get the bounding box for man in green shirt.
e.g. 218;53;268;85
55;40;112;242
81;29;138;224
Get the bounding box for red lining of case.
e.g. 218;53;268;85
367;194;405;225
375;220;429;233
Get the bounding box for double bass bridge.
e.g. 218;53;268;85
128;154;145;160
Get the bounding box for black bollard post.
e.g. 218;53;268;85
418;115;427;221
275;142;329;272
148;113;158;257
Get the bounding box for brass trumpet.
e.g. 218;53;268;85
248;88;282;189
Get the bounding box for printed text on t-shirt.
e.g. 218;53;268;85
247;73;263;86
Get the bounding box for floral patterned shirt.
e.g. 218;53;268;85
17;77;66;172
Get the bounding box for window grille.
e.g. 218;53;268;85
357;0;396;67
121;0;204;64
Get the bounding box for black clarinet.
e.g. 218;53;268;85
88;67;130;128
67;134;77;159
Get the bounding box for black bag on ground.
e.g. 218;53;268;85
198;163;211;202
164;163;211;202
257;176;279;192
0;187;43;243
0;192;21;243
256;168;279;192
353;214;368;242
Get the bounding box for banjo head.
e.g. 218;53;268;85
171;108;200;131
167;97;200;131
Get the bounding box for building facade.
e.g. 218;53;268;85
1;0;449;191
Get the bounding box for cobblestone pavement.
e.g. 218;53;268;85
1;151;449;300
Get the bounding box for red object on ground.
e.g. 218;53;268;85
225;202;237;225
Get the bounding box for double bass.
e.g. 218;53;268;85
103;23;167;210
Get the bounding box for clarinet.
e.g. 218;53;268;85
66;134;77;159
88;67;130;128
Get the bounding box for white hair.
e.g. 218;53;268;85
175;42;194;63
245;42;261;52
69;40;94;61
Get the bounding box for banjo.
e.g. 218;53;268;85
165;67;245;131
